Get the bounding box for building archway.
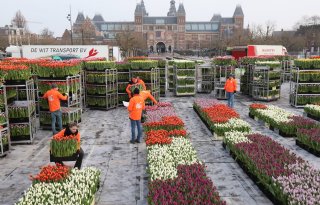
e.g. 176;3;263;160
156;42;166;53
168;45;172;53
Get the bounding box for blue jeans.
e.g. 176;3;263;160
130;119;142;142
51;110;62;134
227;92;234;108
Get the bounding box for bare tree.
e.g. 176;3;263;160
12;10;27;28
80;17;96;45
116;27;146;57
41;28;54;38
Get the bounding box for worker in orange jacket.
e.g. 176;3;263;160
52;122;84;169
43;84;68;134
140;90;158;105
128;88;145;144
224;74;237;108
136;76;147;90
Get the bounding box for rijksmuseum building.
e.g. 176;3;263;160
74;0;244;52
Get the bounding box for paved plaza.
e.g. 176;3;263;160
1;83;320;205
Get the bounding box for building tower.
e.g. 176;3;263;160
176;3;186;50
233;5;244;29
134;1;144;32
167;0;177;17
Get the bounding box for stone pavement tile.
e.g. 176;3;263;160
0;167;39;205
96;164;139;205
206;163;272;205
192;141;235;163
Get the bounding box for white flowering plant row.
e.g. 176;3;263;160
214;118;251;136
16;167;100;205
305;104;320;118
147;137;199;181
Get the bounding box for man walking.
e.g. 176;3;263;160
43;84;68;135
128;88;145;144
224;74;237;108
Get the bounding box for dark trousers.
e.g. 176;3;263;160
51;110;63;135
55;148;84;169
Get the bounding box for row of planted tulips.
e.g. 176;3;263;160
249;104;320;156
193;99;320;204
193;98;251;137
16;164;100;205
304;104;320;121
224;131;320;205
143;102;226;205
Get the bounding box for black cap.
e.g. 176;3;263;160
51;84;58;89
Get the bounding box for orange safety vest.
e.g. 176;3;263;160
43;89;68;112
140;90;157;104
224;78;237;93
128;95;145;120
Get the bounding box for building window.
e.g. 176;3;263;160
168;26;172;31
156;19;165;24
114;24;121;30
156;31;161;38
149;26;154;30
198;24;205;30
108;24;114;30
205;24;212;31
212;24;218;31
192;34;198;40
173;26;177;31
191;24;198;30
143;26;148;30
101;24;108;31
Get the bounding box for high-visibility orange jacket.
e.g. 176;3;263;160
224;78;237;93
128;94;145;120
54;129;81;149
138;79;146;90
126;83;144;98
140;90;157;104
126;84;133;98
43;89;68;112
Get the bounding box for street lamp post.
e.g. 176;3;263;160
67;6;73;45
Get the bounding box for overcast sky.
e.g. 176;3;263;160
1;0;319;36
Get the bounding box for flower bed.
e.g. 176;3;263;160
130;60;158;70
304;104;320;119
194;99;251;137
0;64;31;81
16;165;100;205
255;61;281;69
115;62;131;72
35;61;81;78
38;79;80;95
224;132;320;205
84;61;115;71
213;56;237;66
144;102;225;205
10;124;30;138
297;128;320;156
8;104;36;119
249;104;319;137
294;59;320;69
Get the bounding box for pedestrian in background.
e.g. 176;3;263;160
128;88;145;144
43;84;68;135
224;74;237;108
